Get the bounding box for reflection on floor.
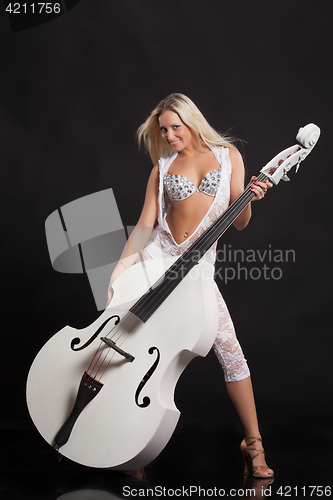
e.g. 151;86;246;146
2;420;332;499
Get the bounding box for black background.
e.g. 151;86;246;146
1;0;332;491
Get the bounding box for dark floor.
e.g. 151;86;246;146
2;420;332;500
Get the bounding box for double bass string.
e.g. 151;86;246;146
92;174;265;375
85;173;268;382
85;314;138;381
120;173;264;326
87;348;107;379
128;173;267;319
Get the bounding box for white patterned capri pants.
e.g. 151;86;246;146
211;281;250;382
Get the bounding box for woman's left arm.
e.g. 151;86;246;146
229;148;272;231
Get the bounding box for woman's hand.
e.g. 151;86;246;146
249;176;273;200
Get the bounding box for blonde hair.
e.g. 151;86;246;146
137;93;236;164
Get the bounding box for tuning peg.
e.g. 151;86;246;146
282;174;290;181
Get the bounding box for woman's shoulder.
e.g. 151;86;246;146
228;146;242;161
210;144;241;157
227;147;244;177
209;145;242;177
157;153;177;172
209;144;234;167
150;164;159;177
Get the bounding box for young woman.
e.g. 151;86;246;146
107;93;274;478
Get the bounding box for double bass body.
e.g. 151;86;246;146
26;256;218;470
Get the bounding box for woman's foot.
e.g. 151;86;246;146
240;436;274;478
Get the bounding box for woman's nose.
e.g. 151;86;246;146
167;129;175;140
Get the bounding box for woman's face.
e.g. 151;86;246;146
159;110;193;153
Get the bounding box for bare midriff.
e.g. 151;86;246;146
166;192;214;244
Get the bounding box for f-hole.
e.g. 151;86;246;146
135;347;160;408
70;315;120;351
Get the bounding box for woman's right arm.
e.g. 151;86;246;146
136;164;160;228
107;164;159;305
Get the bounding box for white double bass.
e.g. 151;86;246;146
26;124;320;470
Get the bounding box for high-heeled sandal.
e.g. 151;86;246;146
240;436;274;478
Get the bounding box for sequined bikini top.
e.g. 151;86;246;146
164;167;221;202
